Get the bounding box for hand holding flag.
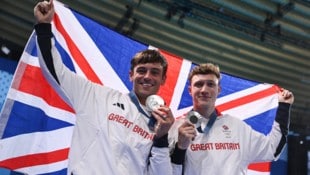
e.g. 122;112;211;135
34;0;54;23
278;88;294;104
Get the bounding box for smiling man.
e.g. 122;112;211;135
169;63;294;175
33;0;175;174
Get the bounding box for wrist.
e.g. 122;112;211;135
153;134;168;148
177;140;189;150
171;143;187;164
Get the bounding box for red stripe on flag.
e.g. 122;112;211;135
16;62;74;113
248;162;271;172
157;50;183;106
216;85;278;112
53;13;102;85
0;148;69;170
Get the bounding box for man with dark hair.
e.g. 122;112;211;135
34;0;174;174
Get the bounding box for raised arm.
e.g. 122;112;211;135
34;0;60;83
247;88;294;162
273;88;294;157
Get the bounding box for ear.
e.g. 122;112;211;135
160;75;167;85
188;85;192;96
218;85;221;95
129;70;134;82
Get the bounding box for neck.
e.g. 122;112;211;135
194;106;214;119
140;99;146;106
133;91;147;106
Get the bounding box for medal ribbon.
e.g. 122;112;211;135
197;110;217;134
128;91;156;130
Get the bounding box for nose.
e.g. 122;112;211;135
143;70;152;79
201;83;208;91
200;83;209;94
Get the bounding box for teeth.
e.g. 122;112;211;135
142;83;152;87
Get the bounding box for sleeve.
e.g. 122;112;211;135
147;128;186;175
273;102;291;158
35;23;59;83
170;144;186;175
168;118;186;175
147;134;173;175
35;23;110;114
246;102;291;162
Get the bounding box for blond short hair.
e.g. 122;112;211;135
188;63;221;84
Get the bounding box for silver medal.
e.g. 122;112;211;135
186;111;203;127
146;95;164;111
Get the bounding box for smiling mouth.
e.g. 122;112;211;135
140;82;153;87
199;96;211;100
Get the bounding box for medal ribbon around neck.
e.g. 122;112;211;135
196;110;217;134
129;91;156;130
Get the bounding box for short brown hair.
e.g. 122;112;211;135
188;63;221;84
130;49;168;77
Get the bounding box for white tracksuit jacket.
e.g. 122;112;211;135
35;23;172;175
169;104;290;175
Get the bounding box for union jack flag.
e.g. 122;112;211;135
0;1;280;174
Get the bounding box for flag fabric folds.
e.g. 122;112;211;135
0;1;279;175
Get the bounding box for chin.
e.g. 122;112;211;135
198;101;210;107
140;91;155;97
144;88;157;94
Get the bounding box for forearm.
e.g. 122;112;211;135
274;102;291;157
148;134;172;175
35;23;59;83
170;143;186;175
170;143;186;165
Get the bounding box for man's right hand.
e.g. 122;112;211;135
177;121;196;150
34;0;54;23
